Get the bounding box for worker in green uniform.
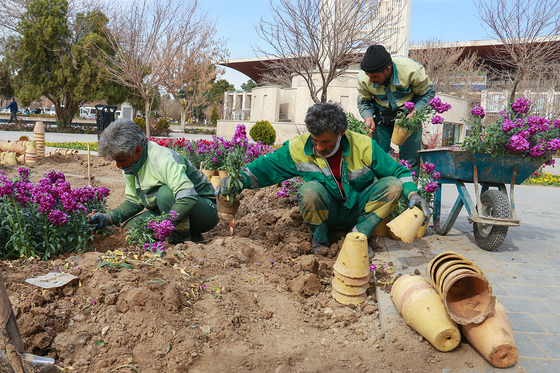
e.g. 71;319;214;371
357;44;435;175
90;118;218;243
218;102;429;255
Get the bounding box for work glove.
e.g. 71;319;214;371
89;213;113;230
408;192;430;224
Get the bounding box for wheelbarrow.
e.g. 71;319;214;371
0;270;60;373
418;149;544;251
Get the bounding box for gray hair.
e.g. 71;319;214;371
98;118;148;158
304;102;348;136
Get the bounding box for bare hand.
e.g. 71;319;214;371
406;109;417;120
365;117;375;135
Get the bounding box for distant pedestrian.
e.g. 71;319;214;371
6;97;18;124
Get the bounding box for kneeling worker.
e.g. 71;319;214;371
219;102;429;255
90;118;218;242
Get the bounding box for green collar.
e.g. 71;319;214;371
303;132;350;157
123;143;148;174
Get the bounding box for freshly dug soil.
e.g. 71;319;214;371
0;154;487;373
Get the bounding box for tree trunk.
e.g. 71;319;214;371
58;103;79;130
144;99;151;138
180;105;187;131
509;80;520;104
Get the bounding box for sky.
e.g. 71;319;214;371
203;0;490;90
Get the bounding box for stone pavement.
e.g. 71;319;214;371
374;183;560;373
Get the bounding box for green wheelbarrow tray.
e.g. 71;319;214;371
418;148;545;251
0;271;61;373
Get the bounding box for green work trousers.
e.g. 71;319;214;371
123;185;218;243
372;110;422;176
297;177;402;243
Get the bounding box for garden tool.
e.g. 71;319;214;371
0;271;60;373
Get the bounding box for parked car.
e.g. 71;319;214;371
0;108;10;114
80;106;97;119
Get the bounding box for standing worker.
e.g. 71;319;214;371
6;97;18;124
357;44;435;175
90;118;219;243
218;102;429;255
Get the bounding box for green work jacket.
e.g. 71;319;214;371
357;56;434;118
240;130;417;209
108;141;215;226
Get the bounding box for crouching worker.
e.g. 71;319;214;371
90;118;219;243
218;102;429;255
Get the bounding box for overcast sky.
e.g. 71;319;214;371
203;0;489;90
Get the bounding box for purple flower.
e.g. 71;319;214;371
431;115;444;124
431;171;441;180
545;158;556;166
47;209;68;226
554;119;560;129
501;119;516;132
511;97;531;114
404;102;415;111
529;140;547;158
507;134;530;153
470;104;485;118
421;162;436;174
424;182;439;194
548;138;560;151
398;159;412;170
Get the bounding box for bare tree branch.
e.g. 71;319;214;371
475;0;560;102
254;0;405;103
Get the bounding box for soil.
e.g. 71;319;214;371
0;153;486;373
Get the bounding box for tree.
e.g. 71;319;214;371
210;102;219;125
255;0;404;103
241;79;258;92
158;8;228;130
475;0;560;103
7;0;126;128
210;79;234;103
97;0;199;137
409;38;486;105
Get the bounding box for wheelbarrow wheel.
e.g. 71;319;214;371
473;189;509;251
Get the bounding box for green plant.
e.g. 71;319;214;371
461;99;560;166
125;211;176;256
249;120;276;145
133;117;146;129
210;103;219;125
346;113;368;135
0;168;109;260
395;97;451;133
156;118;169;129
221;125;249;202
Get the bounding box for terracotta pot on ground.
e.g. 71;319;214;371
218;170;228;178
391;275;461;352
33;121;45;158
210;175;222;189
461;300;518;368
216;194;240;222
373;218;389;237
391;125;411;146
201;169;216;181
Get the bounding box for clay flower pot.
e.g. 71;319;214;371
373;218;389;237
217;194;240;222
210;175;222;189
391;125;411;146
333;232;369;278
386;206;424;244
201;169;216;181
218;170;228;178
391;275;461;352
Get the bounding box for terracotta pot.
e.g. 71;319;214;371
373;218;389;237
441;269;496;325
201;169;216;181
333;232;369;278
331;276;367;296
331;287;367;305
426;251;470;286
333;269;369;287
216;194;240;222
391;125;411;146
210;175;222;189
391;275;461;352
461;301;518;368
2;152;17;166
218;170;228;178
386;206;424;244
416;216;430;238
33;121;45;158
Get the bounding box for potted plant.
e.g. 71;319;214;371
392;97;452;145
216;124;249;221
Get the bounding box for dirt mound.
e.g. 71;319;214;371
0;154;481;373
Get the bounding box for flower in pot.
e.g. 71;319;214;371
392;97;452;145
462;98;560;166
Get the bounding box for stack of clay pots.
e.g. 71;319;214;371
425;251;518;368
33;121;45;158
331;232;370;305
0;139;31;166
386;206;425;244
47;148;78;156
426;251;495;324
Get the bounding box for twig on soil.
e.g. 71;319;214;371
246;276;259;284
112;365;140;373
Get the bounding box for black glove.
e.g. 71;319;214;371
408;192;430;224
89;213;113;230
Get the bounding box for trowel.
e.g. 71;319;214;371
0;270;60;373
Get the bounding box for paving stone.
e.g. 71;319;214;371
514;273;560;286
507;313;547;333
529;333;560;360
499;297;556;315
531;314;560;335
513;333;548;359
516;358;560;373
499;283;558;299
